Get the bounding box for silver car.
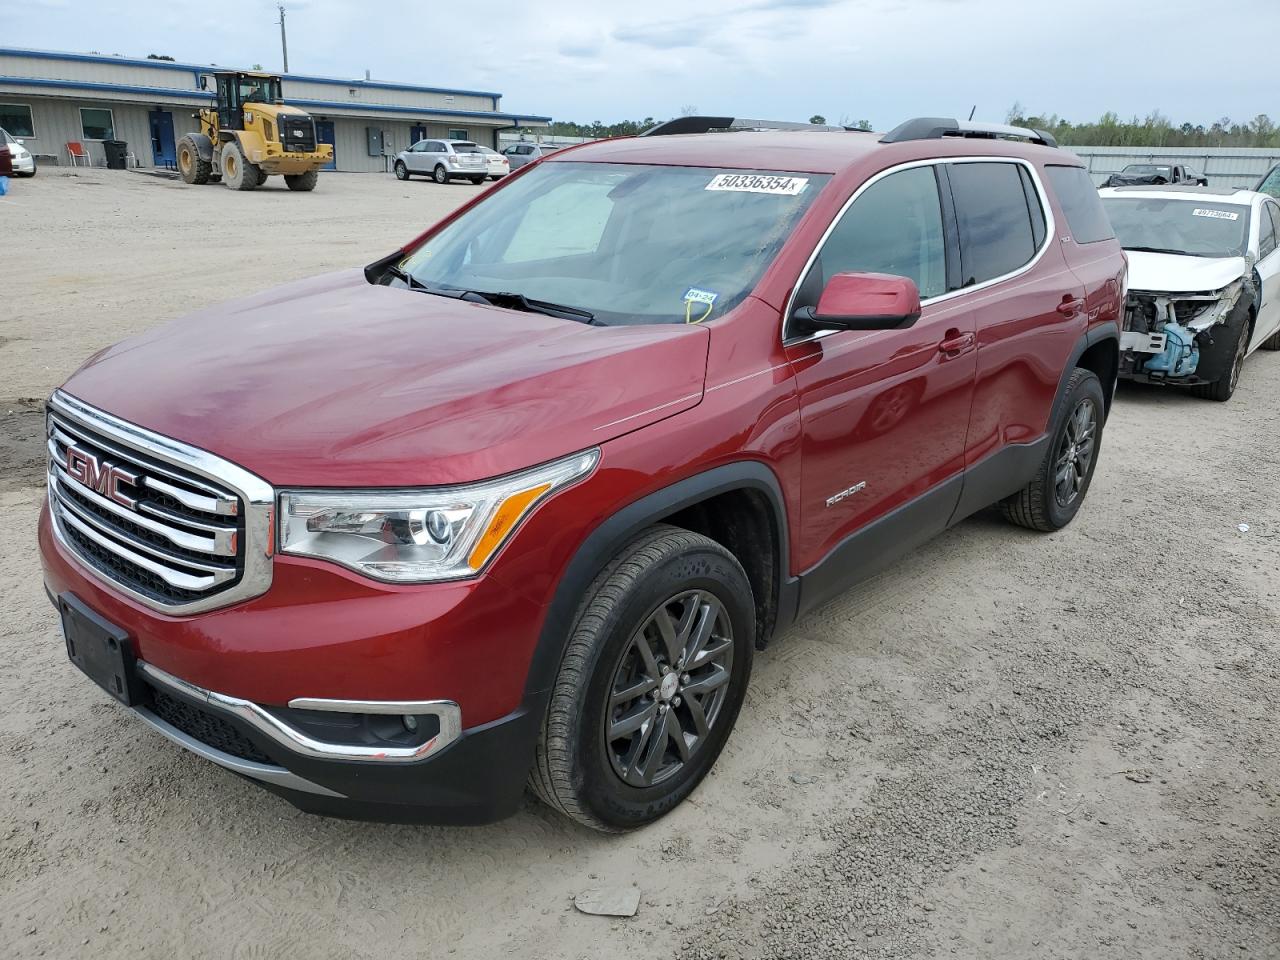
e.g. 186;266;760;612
501;142;559;171
394;139;489;184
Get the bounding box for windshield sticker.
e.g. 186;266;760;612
1192;208;1240;220
684;287;719;323
706;173;809;196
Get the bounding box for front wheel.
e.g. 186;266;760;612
394;160;409;180
1191;303;1251;401
531;526;755;832
1001;368;1106;532
432;164;448;184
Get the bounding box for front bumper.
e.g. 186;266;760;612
12;153;34;174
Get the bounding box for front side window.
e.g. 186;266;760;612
1259;203;1278;259
1258;166;1280;199
79;107;115;141
0;104;34;138
1101;197;1250;258
950;161;1042;285
396;161;829;325
411;141;428;153
798;165;947;307
1045;165;1114;244
1266;204;1280;257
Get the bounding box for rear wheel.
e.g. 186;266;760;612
221;142;259;191
1001;368;1105;532
285;169;318;192
394;160;410;180
531;526;755;832
255;167;269;186
432;164;448;184
177;135;211;185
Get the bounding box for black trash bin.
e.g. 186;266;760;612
102;140;128;170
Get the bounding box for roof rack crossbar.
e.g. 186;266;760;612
880;117;1058;148
640;116;857;137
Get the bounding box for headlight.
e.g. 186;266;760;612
279;449;599;582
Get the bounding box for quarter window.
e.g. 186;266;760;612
1045;165;1115;244
949;162;1041;285
802;165;948;303
0;103;34;138
79;107;115;141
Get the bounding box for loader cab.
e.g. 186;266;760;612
213;72;283;131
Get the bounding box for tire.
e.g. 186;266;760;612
284;169;318;192
1191;301;1252;401
255;167;269;187
394;160;410;180
1001;368;1106;532
531;525;755;832
470;176;486;185
221;142;259;191
432;164;448;184
177;135;211;185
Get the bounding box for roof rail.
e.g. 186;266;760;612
880;117;1058;148
641;116;855;137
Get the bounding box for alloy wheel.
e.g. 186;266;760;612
605;590;734;788
1054;397;1097;507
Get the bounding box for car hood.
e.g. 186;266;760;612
1125;251;1247;294
60;270;710;487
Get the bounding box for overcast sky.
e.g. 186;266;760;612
4;0;1277;128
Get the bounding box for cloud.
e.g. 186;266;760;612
611;21;702;49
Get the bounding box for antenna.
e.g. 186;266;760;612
276;4;289;73
967;105;976;121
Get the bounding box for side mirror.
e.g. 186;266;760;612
14;138;23;145
793;272;922;332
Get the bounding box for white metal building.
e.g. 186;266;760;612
0;47;550;172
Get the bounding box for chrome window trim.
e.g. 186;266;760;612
139;662;463;764
782;155;1059;345
47;390;275;615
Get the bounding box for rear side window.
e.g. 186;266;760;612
1045;165;1115;244
805;165;948;300
948;162;1040;286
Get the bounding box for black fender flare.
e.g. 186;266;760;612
520;460;794;706
182;131;214;163
1058;320;1119;418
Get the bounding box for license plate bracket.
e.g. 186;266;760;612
60;593;142;706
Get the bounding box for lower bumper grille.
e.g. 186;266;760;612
149;687;274;765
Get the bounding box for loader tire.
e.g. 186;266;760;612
177;135;211;185
285;169;319;192
255;167;269;186
222;142;259;191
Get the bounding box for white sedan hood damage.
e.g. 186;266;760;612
1126;251;1248;293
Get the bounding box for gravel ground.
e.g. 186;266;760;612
2;169;1278;959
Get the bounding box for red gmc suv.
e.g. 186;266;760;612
39;116;1125;831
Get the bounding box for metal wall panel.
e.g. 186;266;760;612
1068;146;1280;187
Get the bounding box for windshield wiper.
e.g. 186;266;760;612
383;264;429;290
1124;245;1207;258
461;290;596;324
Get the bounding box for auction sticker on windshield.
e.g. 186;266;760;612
1192;208;1240;220
706;173;809;196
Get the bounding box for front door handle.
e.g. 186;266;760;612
1057;295;1086;317
938;329;976;359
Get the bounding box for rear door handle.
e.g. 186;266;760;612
938;329;976;359
1057;296;1086;317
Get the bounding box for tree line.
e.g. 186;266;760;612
545;108;1280;149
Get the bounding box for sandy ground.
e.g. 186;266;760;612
2;169;1278;960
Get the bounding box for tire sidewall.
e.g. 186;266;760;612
571;545;754;829
1041;371;1106;528
394;160;408;180
433;165;447;184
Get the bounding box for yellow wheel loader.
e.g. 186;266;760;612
177;71;332;191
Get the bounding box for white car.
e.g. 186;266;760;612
476;145;509;180
1100;185;1280;401
1;127;36;176
393;139;489;184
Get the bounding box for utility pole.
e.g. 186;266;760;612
277;4;289;73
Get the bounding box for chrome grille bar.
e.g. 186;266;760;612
46;391;275;614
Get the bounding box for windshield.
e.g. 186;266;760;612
396;161;830;325
1102;198;1250;258
238;77;280;104
1123;165;1172;177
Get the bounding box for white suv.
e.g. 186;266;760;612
394;139;489;185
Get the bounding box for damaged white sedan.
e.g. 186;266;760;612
1100;186;1280;401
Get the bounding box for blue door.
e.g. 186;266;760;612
315;120;337;170
149;110;176;168
410;124;428;145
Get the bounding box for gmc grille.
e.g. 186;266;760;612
46;393;275;614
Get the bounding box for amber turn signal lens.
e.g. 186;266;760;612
467;483;552;569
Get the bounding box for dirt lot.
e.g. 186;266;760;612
2;169;1278;960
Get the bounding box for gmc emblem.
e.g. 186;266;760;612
65;445;139;509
